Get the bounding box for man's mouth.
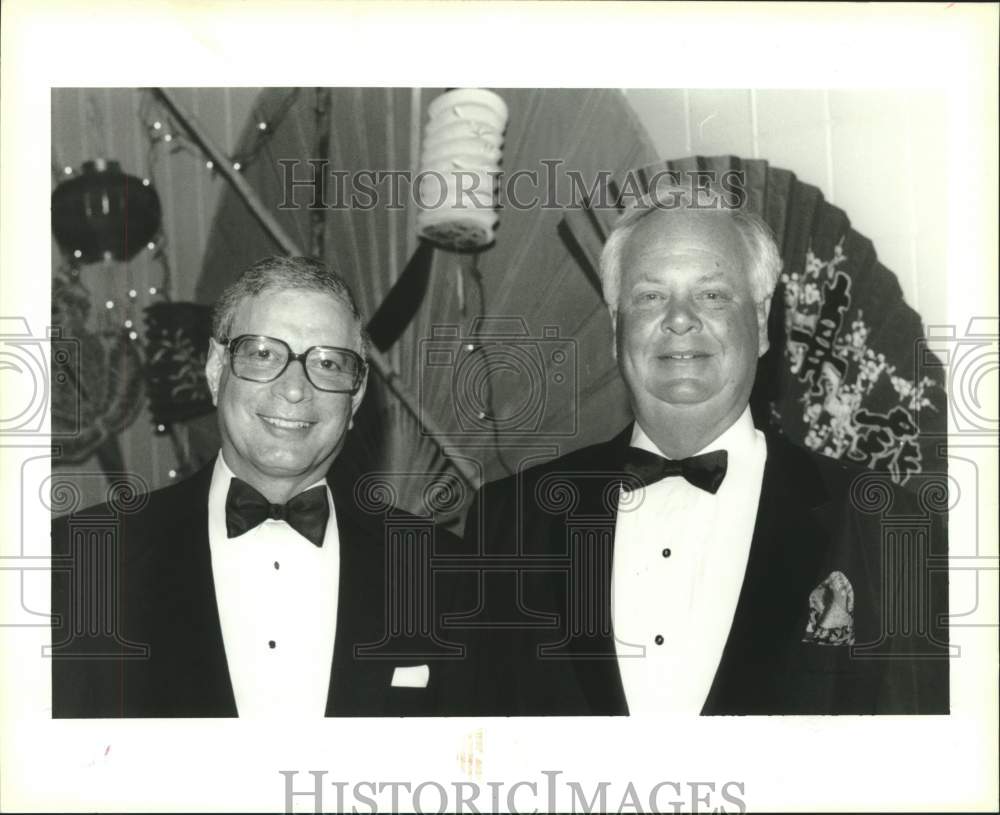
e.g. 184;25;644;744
660;352;710;360
259;415;314;430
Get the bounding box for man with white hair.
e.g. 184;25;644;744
459;184;949;715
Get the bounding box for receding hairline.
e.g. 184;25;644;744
601;197;781;307
210;255;371;359
218;283;359;328
223;286;364;334
620;207;752;269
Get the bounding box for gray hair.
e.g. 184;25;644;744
211;255;370;360
598;183;782;309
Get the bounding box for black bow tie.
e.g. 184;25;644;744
622;448;728;494
225;477;329;547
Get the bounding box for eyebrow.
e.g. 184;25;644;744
695;271;729;284
631;271;729;286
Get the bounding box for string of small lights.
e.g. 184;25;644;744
59;89;300;342
136;88;300;177
55;89;303;481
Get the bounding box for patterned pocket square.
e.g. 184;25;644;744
803;570;855;645
391;664;430;688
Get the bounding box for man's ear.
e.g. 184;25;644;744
204;339;225;407
348;368;368;428
756;295;772;357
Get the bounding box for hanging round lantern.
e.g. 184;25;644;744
51;159;162;263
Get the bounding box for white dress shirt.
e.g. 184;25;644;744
207;454;340;718
611;406;767;713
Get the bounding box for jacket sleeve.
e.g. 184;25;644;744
51;510;124;717
425;480;521;715
873;485;950;714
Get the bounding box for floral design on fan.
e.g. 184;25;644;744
781;239;941;485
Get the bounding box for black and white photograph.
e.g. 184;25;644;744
2;1;997;812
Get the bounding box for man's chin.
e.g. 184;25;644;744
237;446;322;479
250;441;345;481
646;378;718;406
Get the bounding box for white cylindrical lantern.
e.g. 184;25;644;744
416;88;509;251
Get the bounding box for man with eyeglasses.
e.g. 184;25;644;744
52;256;462;718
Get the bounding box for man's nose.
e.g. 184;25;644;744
660;297;702;334
271;358;311;402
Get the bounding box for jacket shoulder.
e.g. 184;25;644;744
329;478;462;552
764;432;928;515
51;466;213;555
476;434;625;498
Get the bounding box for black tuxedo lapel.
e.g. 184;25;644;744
474;425;937;716
325;482;386;715
542;427;835;715
55;459;461;717
701;435;834;714
136;461;237;716
144;464;433;717
324;475;451;716
550;427;633;715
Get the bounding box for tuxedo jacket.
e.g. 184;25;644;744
455;427;949;715
51;460;468;717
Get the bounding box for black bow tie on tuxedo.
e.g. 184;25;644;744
622;448;729;495
225;477;329;547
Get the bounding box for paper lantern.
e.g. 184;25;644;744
416;89;509;251
52;159;162;263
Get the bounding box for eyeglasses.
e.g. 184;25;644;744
220;334;366;394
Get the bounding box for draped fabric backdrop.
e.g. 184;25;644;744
194;88;659;525
50;87;946;526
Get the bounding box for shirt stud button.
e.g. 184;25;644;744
661;548;671;558
654;634;664;645
274;561;280;570
268;640;276;649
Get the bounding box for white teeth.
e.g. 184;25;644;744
262;416;310;429
668;354;696;359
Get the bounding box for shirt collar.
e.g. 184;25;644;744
630;405;756;459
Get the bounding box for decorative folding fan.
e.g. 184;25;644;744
50;270;146;467
561;155;948;486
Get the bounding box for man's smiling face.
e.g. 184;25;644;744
205;288;366;502
613;209;769;442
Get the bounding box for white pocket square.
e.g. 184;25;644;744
391;664;429;688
